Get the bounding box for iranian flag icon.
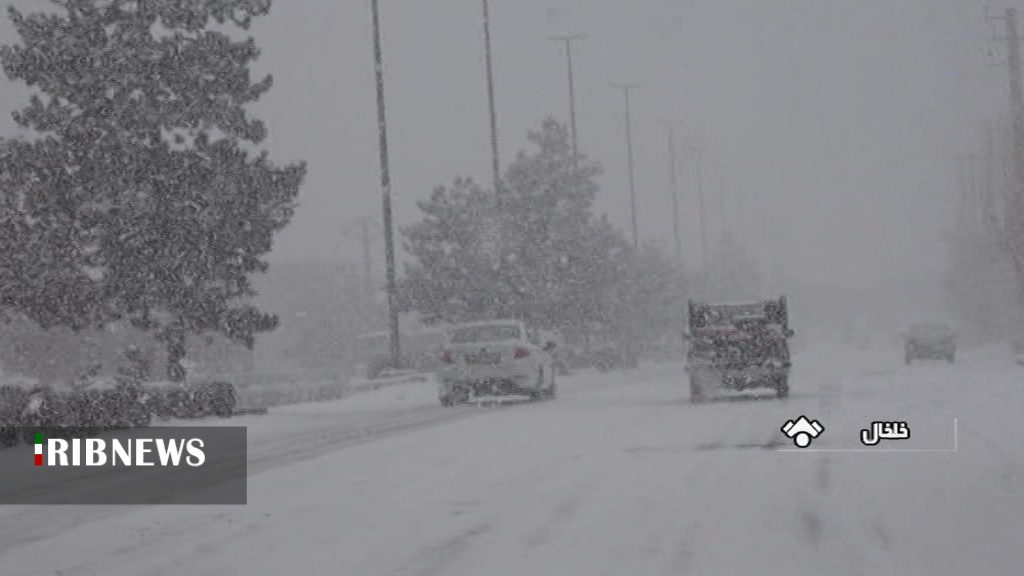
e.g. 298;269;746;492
34;433;43;466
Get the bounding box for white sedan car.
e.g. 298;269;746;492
437;320;558;406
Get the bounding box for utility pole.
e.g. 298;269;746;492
482;0;501;194
954;152;972;233
717;166;728;240
1007;8;1024;256
989;7;1024;268
611;82;639;248
361;218;374;321
369;0;401;370
666;121;683;266
984;118;998;234
734;178;746;252
550;33;586;180
682;145;709;295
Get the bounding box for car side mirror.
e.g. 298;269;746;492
783;328;795;338
544;342;557;352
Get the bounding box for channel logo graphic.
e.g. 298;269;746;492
5;427;247;506
781;415;825;448
33;432;206;467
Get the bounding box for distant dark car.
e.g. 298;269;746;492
904;322;956;364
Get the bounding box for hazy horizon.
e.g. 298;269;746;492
0;0;1011;330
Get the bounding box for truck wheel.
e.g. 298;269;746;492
775;375;790;399
689;375;706;404
440;384;469;406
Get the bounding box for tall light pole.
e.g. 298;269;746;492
610;82;639;248
734;177;747;252
550;33;586;179
361;218;374;327
681;145;708;294
482;0;501;194
369;0;401;370
988;7;1024;304
666;121;684;266
717;165;728;240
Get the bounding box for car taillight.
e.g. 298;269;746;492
441;351;454;364
513;347;529;359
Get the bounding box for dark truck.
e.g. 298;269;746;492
903;322;956;364
684;297;794;403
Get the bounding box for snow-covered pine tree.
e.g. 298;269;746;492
0;0;306;381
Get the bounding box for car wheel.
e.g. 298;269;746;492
530;367;546;400
439;395;454;407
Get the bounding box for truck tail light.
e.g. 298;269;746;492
513;347;530;359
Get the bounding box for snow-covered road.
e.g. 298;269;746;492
2;345;1022;576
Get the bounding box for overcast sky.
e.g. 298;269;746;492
0;0;1015;327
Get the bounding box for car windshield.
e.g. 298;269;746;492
910;323;951;334
702;304;763;326
449;325;521;344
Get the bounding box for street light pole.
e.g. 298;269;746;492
482;0;501;194
682;146;709;295
611;82;639;248
717;165;728;240
369;0;401;370
550;33;586;180
696;148;708;294
666;121;683;266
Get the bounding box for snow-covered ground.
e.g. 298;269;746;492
1;344;1022;576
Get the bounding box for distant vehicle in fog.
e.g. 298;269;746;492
354;328;448;379
437;320;557;406
903;322;956;364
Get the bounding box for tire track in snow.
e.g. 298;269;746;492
668;402;780;572
958;421;1022;494
816;456;831;493
388;522;494;576
799;508;825;548
520;482;589;550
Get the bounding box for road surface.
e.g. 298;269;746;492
1;343;1022;575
